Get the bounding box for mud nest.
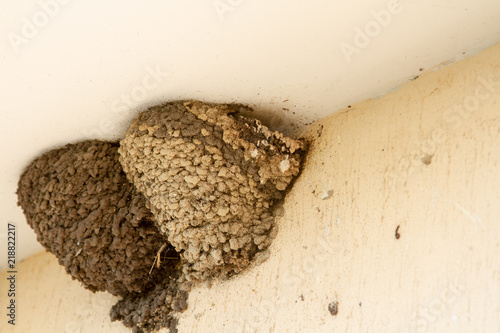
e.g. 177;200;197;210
16;140;179;296
119;100;305;280
110;269;190;333
17;100;306;332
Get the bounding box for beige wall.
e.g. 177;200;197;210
1;251;127;333
2;42;500;333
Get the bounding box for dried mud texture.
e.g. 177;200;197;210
119;100;305;280
110;270;190;333
17;140;179;296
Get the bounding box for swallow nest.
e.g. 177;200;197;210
119;100;304;281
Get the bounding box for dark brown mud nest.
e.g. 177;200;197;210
17;140;179;297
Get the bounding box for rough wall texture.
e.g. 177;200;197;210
2;42;500;333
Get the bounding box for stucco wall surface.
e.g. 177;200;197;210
2;42;500;333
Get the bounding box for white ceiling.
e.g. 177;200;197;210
1;0;499;267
